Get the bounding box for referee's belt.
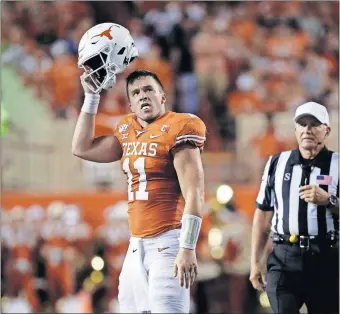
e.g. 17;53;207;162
272;233;338;249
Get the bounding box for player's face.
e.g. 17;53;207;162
295;115;330;150
128;76;166;123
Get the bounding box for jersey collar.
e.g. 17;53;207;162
133;111;171;131
289;146;330;167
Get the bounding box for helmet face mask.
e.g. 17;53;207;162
82;49;115;94
78;23;138;93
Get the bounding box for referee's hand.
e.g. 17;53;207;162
299;185;330;205
249;263;267;291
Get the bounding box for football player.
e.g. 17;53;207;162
72;23;206;313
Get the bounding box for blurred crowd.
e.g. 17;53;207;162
2;1;338;153
1;197;261;313
1;201;130;313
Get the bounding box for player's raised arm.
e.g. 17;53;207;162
72;74;123;163
72;22;138;163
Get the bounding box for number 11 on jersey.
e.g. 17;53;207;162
122;157;149;201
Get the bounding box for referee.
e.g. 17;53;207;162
250;102;339;314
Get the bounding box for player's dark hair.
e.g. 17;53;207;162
125;69;164;100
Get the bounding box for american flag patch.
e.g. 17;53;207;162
316;175;332;185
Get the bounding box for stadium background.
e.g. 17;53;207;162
1;1;338;313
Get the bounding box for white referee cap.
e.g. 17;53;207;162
294;102;330;126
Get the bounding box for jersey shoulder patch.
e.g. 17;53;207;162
113;114;135;137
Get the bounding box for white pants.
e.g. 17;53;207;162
118;229;190;313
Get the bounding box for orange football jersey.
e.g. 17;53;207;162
114;111;206;237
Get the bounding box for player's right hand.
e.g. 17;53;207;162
249;262;267;291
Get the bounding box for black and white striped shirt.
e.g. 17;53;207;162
256;146;339;236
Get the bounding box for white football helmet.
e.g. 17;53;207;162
78;22;138;93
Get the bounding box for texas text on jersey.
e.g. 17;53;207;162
114;111;206;238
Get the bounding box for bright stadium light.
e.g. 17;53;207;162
90;270;104;284
216;184;234;204
208;228;223;247
211;246;224;260
91;256;104;271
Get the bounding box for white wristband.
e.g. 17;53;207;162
179;214;202;250
81;93;100;115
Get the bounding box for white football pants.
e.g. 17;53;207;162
118;229;190;313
